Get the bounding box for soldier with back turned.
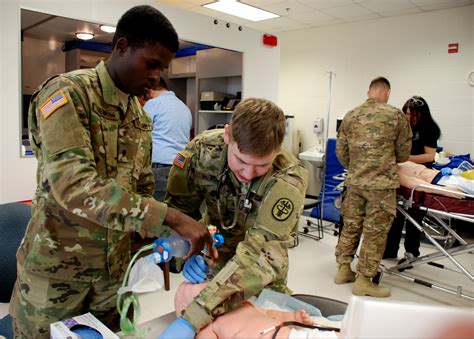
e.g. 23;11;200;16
334;77;412;297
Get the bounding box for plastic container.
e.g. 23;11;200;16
457;161;473;172
457;161;474;180
151;233;190;263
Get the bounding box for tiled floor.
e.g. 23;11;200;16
288;217;473;309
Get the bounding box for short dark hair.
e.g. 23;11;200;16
231;98;286;156
158;77;168;90
369;76;391;89
112;5;179;53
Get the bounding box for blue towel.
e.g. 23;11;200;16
433;154;472;170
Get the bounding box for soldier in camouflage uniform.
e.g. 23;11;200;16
335;77;412;298
159;98;308;337
9;6;214;338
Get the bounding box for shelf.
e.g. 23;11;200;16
199;110;233;114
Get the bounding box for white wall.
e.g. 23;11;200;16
0;0;280;203
279;6;474;159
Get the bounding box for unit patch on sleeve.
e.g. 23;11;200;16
40;90;68;119
272;198;294;221
173;152;188;168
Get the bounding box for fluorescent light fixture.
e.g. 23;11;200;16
203;0;279;22
100;25;116;33
75;32;94;40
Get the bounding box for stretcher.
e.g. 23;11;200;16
381;184;474;300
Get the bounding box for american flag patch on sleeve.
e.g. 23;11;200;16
40;90;68;119
173;152;188;168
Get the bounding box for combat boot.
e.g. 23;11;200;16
352;275;391;298
334;264;356;284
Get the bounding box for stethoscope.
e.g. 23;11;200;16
216;161;255;230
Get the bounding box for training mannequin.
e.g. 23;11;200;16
173;282;339;339
398;161;466;198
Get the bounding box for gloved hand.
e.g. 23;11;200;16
183;254;208;283
159;317;195;339
441;167;452;176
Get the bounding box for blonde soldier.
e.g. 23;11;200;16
160;98;308;338
10;6;213;338
335;77;412;297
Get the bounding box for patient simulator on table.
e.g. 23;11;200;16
173;282;341;338
397;161;473;197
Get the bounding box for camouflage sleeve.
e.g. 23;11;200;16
183;167;308;332
394;110;413;163
136;143;155;197
165;144;203;220
336;118;349;168
36;78;167;238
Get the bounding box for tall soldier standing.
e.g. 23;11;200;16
10;6;213;337
334;77;412;297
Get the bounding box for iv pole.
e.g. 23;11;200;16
319;71;335;221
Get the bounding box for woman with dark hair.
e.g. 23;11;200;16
403;95;441;167
384;96;442;260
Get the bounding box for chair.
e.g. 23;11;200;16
0;202;31;303
292;294;348;317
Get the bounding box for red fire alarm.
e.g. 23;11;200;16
448;43;459;54
263;34;278;47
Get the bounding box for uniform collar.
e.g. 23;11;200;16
366;97;383;104
96;61;130;113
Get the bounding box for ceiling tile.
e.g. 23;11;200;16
378;7;423;18
155;0;474;33
416;0;473;10
358;0;416;12
340;13;381;22
320;3;374;18
244;0;291;7
298;0;355;10
157;0;197;10
263;16;310;29
409;0;459;6
183;0;214;5
264;1;317;16
289;10;336;24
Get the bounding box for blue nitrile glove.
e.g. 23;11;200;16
183;254;208;283
441;167;452;176
159;317;195;339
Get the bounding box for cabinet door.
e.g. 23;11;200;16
169;55;196;79
196;48;242;78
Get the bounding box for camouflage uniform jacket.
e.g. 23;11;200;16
165;129;308;331
336;97;412;189
18;61;168;282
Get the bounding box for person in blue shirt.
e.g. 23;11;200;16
144;77;192;201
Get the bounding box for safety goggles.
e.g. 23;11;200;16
407;97;424;106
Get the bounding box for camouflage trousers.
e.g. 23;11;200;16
10;265;121;338
335;186;396;278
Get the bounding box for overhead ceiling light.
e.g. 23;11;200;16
100;25;116;33
75;32;94;40
203;0;279;22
